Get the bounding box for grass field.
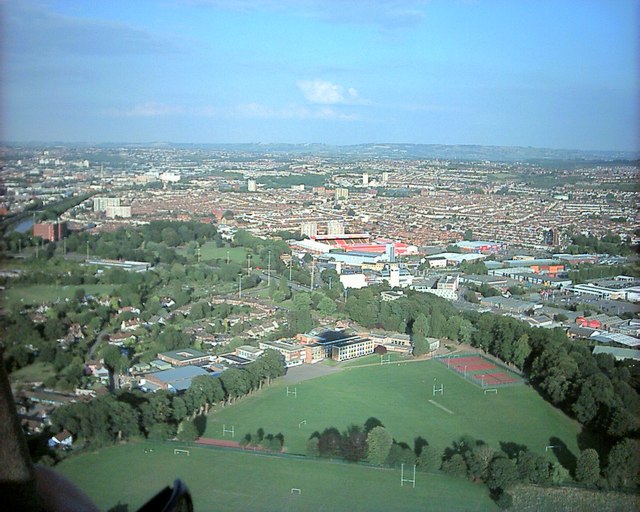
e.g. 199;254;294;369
205;360;582;462
4;284;117;306
56;442;498;511
9;362;56;383
177;242;248;263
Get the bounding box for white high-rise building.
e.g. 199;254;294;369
335;188;349;200
327;220;345;235
247;179;257;192
93;197;120;212
362;173;369;186
389;265;400;288
300;222;318;238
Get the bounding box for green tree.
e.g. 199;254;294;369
340;424;368;462
412;313;430;356
306;436;320;457
516;451;551;485
442;454;467;477
366;426;393;466
385;443;416;468
487;457;518;491
171;397;188;422
464;444;495;481
575;448;600;485
317;296;337;317
100;345;128;392
604;438;640;489
177;420;199;442
512;334;531;369
220;368;250;403
417;445;440;472
278;271;292;300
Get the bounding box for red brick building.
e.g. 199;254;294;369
33;221;67;242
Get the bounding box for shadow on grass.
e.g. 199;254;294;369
549;436;576;474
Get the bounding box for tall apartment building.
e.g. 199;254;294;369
93;197;120;212
33;221;67;242
300;221;318;238
247;179;257;192
327;220;345;235
335;188;349;201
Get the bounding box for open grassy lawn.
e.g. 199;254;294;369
205;360;582;463
56;442;497;511
4;284;117;306
177;242;247;263
9;362;56;383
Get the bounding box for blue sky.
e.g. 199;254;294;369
3;0;639;151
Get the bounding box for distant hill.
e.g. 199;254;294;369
141;142;640;162
4;141;638;162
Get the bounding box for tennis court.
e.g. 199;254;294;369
437;353;525;388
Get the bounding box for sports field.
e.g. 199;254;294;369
205;359;581;461
56;442;497;511
177;242;247;263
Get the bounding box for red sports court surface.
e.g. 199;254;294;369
444;356;495;372
438;354;524;387
472;372;520;386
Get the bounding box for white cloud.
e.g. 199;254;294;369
297;80;359;105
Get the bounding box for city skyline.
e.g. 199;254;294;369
3;0;639;152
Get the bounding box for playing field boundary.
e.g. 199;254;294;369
428;400;454;414
435;353;526;388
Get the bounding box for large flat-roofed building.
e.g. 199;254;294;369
141;365;210;392
235;345;264;360
331;336;374;362
157;348;210;367
454;241;503;254
298;329;374;363
106;205;132;219
366;331;412;353
258;340;304;367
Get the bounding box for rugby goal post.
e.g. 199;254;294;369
174;449;190;456
286;386;297;398
400;463;416;488
223;424;235;438
380;354;391;365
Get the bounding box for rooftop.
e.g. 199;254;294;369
159;348;208;361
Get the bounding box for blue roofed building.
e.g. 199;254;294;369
140;365;212;393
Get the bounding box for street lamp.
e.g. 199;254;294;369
247;254;252;275
238;273;243;299
267;250;271;286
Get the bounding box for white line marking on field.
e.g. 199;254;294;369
428;400;454;414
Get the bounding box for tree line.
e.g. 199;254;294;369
462;310;640;442
304;418;638;509
47;350;286;455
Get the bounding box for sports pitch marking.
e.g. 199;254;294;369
428;400;454;414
